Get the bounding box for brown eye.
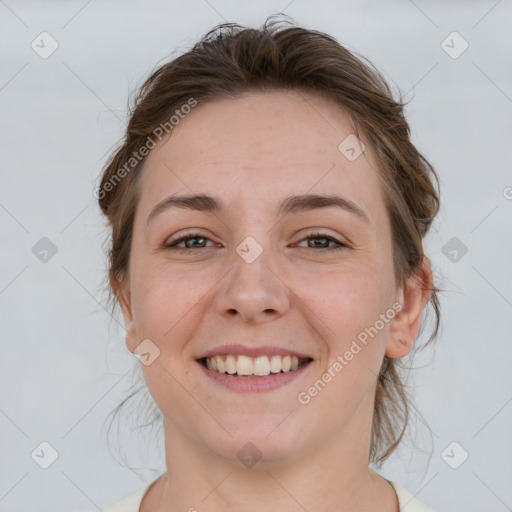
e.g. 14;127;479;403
297;232;348;252
307;236;330;248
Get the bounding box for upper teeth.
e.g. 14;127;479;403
205;355;304;376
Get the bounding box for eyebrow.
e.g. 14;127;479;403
146;193;370;226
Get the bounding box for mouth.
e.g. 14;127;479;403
198;354;314;377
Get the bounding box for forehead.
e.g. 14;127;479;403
139;90;386;222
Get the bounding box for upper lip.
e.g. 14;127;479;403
197;344;313;360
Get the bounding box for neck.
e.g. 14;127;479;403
141;410;398;512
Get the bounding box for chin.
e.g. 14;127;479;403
202;415;308;467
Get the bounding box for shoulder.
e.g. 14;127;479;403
389;481;437;512
100;481;154;512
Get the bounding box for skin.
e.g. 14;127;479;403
114;90;432;512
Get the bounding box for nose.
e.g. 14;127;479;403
214;247;291;324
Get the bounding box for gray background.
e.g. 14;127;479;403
1;0;511;511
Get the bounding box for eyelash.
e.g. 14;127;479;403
165;231;348;253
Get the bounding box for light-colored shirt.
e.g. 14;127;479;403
101;479;435;511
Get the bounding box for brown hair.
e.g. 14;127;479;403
99;14;441;466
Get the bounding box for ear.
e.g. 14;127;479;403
110;272;137;354
385;258;433;358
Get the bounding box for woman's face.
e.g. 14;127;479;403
118;90;412;466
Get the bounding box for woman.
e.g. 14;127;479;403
98;15;440;512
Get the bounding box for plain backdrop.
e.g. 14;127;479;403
1;1;511;511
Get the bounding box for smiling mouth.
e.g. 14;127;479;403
199;354;313;377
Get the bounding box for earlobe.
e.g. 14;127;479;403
385;259;433;359
386;337;412;359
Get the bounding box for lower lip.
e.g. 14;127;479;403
197;360;312;393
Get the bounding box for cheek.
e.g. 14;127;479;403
297;271;390;417
299;263;393;397
308;264;392;336
130;263;212;417
130;260;214;348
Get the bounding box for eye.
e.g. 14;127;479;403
164;231;349;252
296;232;348;252
164;231;217;250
